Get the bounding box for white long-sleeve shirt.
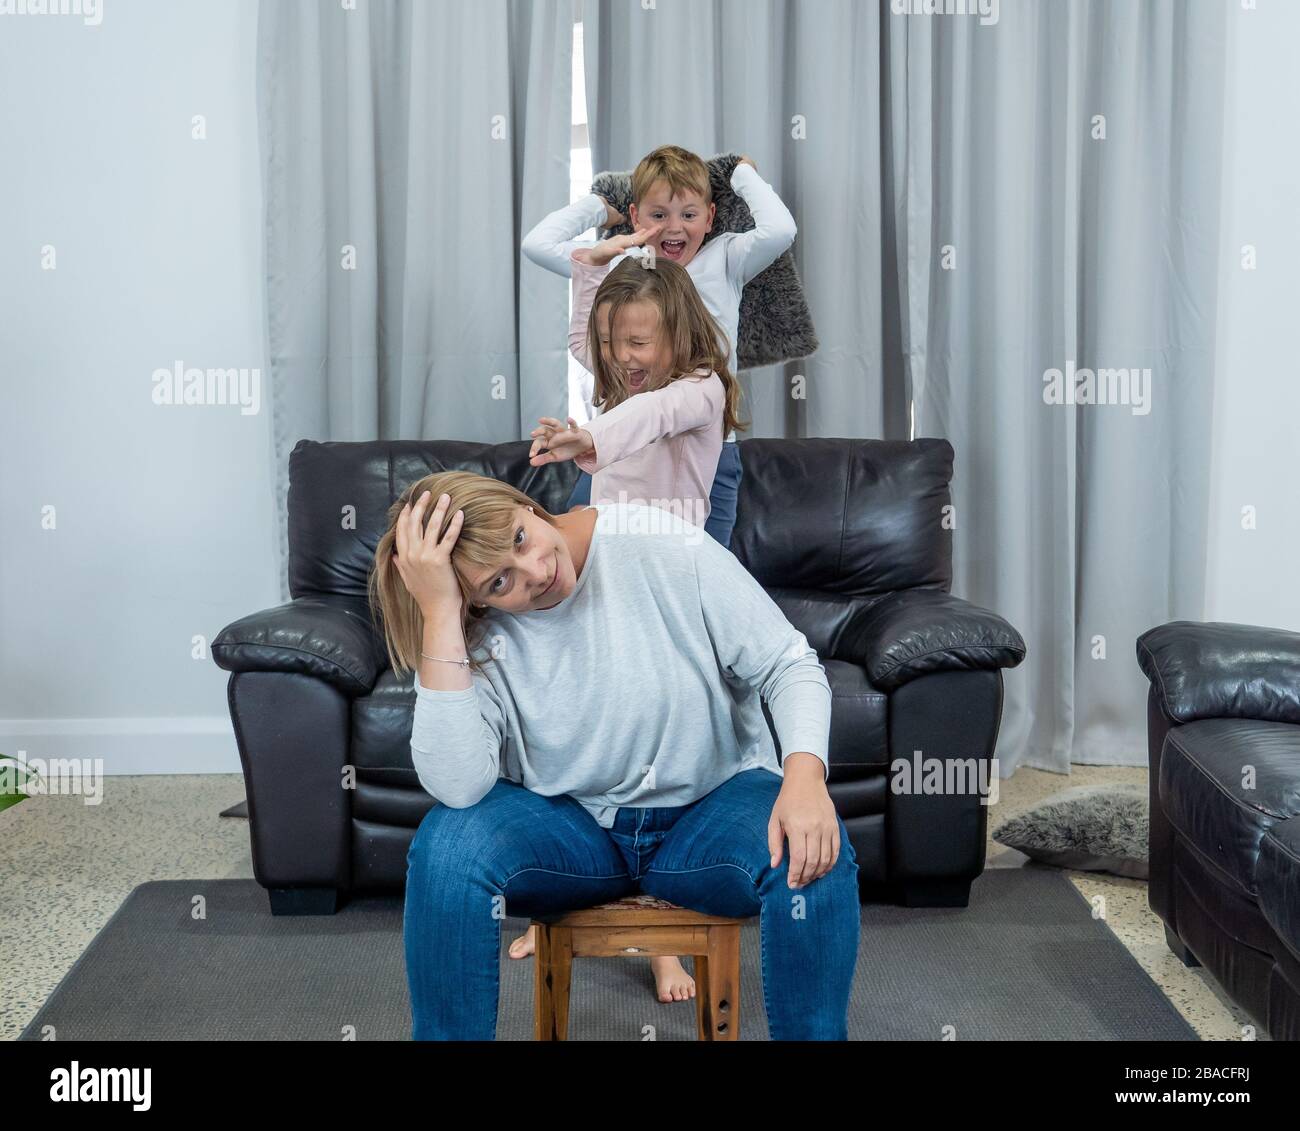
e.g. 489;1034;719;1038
409;501;831;828
521;162;798;440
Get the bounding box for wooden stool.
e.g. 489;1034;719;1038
531;894;746;1041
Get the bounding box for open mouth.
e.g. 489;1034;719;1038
659;238;687;259
627;369;648;390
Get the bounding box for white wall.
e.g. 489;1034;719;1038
0;0;275;772
1204;1;1300;631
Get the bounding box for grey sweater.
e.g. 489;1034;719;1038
410;502;832;828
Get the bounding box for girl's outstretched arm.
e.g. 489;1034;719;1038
575;372;724;474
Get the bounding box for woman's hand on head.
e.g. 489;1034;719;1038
391;490;466;619
768;754;839;888
529;416;594;466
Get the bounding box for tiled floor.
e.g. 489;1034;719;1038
0;765;1265;1041
982;764;1266;1041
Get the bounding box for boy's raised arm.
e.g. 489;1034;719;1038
725;161;798;286
521;194;612;278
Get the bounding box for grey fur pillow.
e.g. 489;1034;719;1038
992;783;1149;880
590;153;819;371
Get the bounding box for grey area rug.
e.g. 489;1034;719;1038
19;870;1197;1041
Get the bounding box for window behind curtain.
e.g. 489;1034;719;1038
567;18;595;425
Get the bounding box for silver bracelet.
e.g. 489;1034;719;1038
420;652;471;668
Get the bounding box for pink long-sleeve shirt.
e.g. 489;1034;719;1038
572;359;725;531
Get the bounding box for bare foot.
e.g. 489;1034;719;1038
508;923;536;959
650;955;696;1002
511;926;693;1005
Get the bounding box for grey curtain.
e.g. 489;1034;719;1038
257;0;573;602
887;0;1227;772
580;0;1228;773
580;0;902;441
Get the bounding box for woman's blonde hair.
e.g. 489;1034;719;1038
588;257;747;439
367;470;557;676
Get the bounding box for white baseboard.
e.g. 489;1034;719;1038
0;717;241;775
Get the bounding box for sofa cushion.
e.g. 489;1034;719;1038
1137;620;1300;725
822;658;889;774
766;587;881;657
351;667;420;782
991;783;1148;879
1259;816;1300;962
732;438;954;595
1160;718;1300;897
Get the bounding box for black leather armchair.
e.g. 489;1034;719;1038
213;436;1026;915
1138;620;1300;1041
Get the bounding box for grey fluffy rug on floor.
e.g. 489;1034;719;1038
591;153;819;372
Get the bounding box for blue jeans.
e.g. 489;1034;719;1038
565;440;744;549
403;767;860;1040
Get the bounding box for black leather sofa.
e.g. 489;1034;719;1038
212;436;1026;916
1138;620;1300;1041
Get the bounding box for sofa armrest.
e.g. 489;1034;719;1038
1136;620;1300;725
832;589;1026;691
212;595;388;697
